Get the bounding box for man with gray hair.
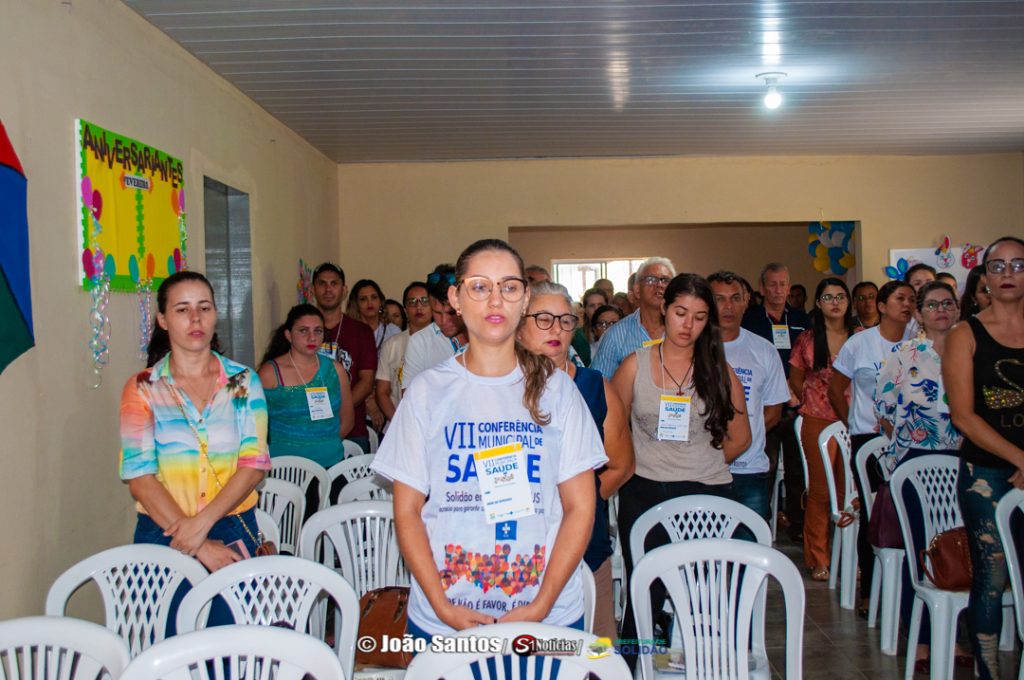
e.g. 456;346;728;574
591;256;676;379
741;262;810;539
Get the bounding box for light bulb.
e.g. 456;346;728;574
764;87;783;109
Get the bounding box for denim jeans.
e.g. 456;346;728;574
957;459;1016;680
134;508;259;635
731;472;771;542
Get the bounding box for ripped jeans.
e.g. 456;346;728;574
957;459;1014;680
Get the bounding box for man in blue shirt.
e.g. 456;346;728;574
591;257;675;380
741;262;809;539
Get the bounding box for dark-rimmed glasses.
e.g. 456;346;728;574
405;296;430;307
922;299;958;312
819;293;847;303
985;258;1024;275
641;275;671;287
527;312;579;331
458;276;527;302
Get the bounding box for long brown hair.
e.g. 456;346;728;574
455;239;554;426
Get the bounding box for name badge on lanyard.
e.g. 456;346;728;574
305;387;333;421
772;324;791;350
642;337;664;348
657;395;691;442
474;442;535;524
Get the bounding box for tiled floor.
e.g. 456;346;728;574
764;532;1022;679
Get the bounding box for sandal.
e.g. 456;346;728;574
810;566;829;581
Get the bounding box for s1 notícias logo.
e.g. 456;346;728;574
511;634;582;656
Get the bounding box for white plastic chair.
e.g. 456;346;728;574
855;435;904;656
267;455;332;511
817;421;859;610
631;538;805;680
257;477;305;555
175;555;359;678
119;624;345;680
769;457;785;541
607;492;625;623
404;622;632;680
338;475;393;503
367;429;380;453
891;454;1016;680
44;544;208;657
327;453;376;486
581;562;596;634
253;507;281;549
342;439;365;459
995;488;1024;680
792;415;811;496
299;501;408;596
0;616;130;679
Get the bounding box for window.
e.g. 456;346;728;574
553;258;646;302
203;177;253;367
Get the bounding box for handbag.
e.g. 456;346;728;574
919;527;973;590
355;586;413;669
868;482;904;549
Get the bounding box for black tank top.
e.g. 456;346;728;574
959;316;1024;469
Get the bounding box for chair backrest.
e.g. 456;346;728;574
257;477;306;554
629;494;772;566
581;563;596;634
630;538;805;680
175;555;359;678
337;475;393;503
253;508;281;548
817;421;855;517
854;435;890;521
0;616;130;679
267;456;331;511
995;488;1024;640
119;625;345;680
367;429;380;453
404;622;632;680
44;544;208;657
327;453;376;486
793;415;810;485
299;501;407;596
889;454;961;588
342;439;364;459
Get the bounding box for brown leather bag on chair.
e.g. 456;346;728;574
355;586;413;669
919;527;972;591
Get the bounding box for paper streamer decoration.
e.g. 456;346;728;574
807;221;856;275
0;121;35;375
81;204;112;387
297;259;314;304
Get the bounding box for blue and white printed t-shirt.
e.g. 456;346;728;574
371;356;607;635
832;325;908;436
724;328;791;474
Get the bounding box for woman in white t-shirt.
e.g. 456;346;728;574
828;278;914;615
372;239;607;638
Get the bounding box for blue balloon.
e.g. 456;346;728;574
103;253;116;278
128;254;140;284
168;255;177;275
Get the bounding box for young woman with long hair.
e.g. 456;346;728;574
371;239;607;637
946;236;1024;680
611;273;751;664
960;264;992;321
789;277;856;580
346;279;401;352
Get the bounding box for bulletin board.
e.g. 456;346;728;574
888;238;986;289
76;120;186;292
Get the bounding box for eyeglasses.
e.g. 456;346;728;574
641;275;671;287
526;312;579;332
427;271;457;287
594;320;618;330
819;293;848;303
985;258;1024;275
458;276;527;302
405;296;430;307
922;299;958;312
854;294;877;302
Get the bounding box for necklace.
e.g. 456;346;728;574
659;344;694;396
172;361;219;413
287;350;318;386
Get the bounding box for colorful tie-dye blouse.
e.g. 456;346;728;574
119;353;270;517
875;337;962;471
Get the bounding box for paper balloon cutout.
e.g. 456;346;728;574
91;190;102;220
807;221;856;275
81;176;92;206
103;253;116;278
173;248;182;272
146;252;155;279
82;249;95;279
935;236;954;269
128;254;140;284
885;258;910;281
962;243;984;269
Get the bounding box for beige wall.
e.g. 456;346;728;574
510;223;822;295
0;0;338;617
338;154;1024;300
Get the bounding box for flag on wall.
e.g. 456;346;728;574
0;121;34;374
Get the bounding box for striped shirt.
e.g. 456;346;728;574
119;353;270;517
590;310;660;380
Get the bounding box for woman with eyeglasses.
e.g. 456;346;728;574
611;273;751;663
517;282;634;639
829;279;915;615
789;278;856;581
375;282;433;425
372;239;607;638
875;280;969;671
589;304;624;357
851;281;880;330
258;305;354;472
945;236;1024;680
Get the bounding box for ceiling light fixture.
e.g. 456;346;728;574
756;72;787;109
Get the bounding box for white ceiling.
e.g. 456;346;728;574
124;1;1024;163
